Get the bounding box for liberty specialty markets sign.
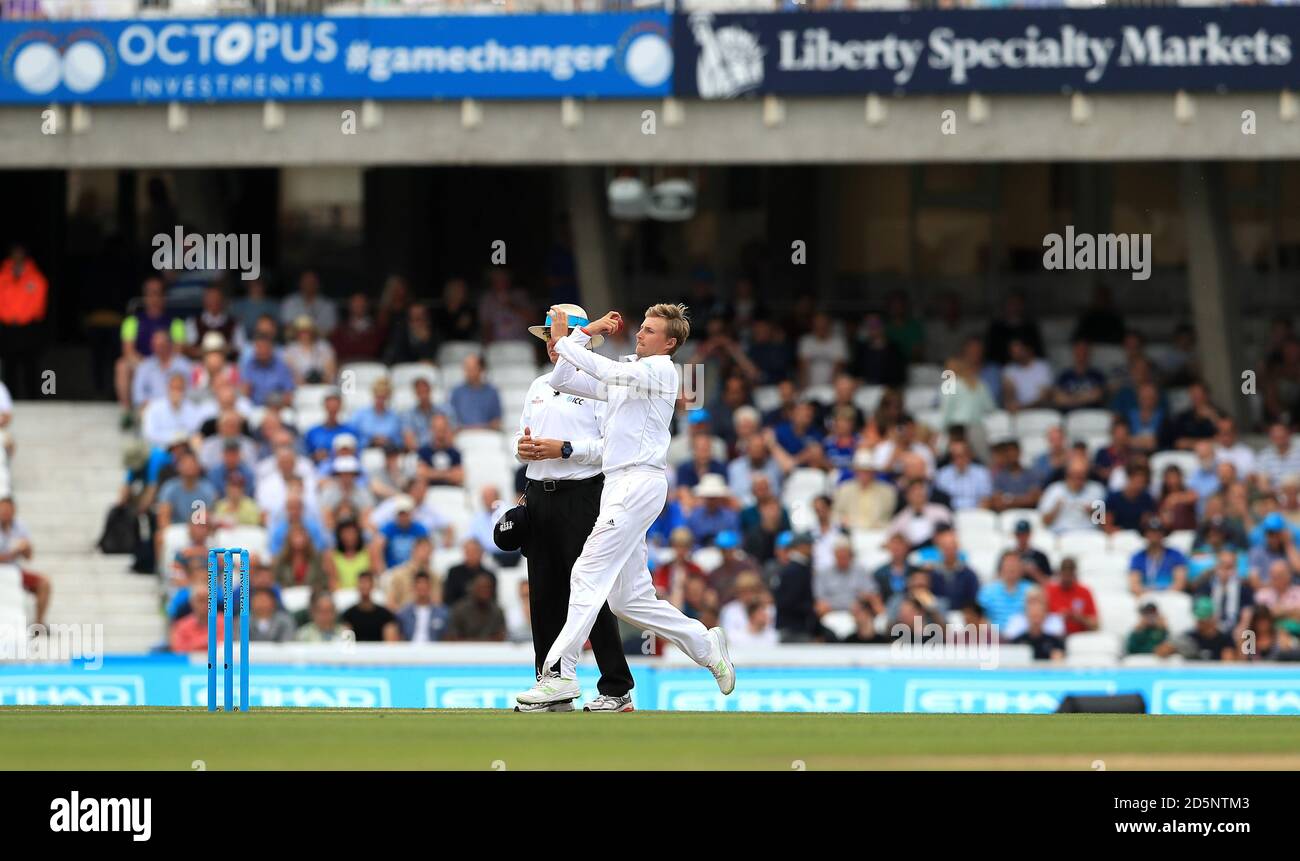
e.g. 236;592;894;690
675;7;1299;98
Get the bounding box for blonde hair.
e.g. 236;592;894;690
645;302;691;355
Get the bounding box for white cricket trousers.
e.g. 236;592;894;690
542;466;714;678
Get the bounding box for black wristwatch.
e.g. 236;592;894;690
560;441;573;460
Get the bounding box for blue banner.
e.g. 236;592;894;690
3;658;1299;714
0;13;674;104
674;8;1300;98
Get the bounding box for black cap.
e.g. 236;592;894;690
1014;519;1032;534
493;504;529;555
1140;602;1158;615
1143;516;1166;534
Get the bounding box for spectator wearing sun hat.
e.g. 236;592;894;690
687;474;741;546
832;448;897;531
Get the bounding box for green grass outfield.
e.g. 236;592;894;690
2;708;1298;770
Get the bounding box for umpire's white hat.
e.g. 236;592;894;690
528;304;603;349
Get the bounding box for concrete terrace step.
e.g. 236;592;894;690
8;402;160;653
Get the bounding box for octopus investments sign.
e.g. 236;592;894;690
674;7;1300;98
0;12;673;104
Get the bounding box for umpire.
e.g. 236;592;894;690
509;304;635;712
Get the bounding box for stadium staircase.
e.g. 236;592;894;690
10;402;163;653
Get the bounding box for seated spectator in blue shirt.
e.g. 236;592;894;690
207;439;256;496
978;551;1034;632
933;440;992;512
239;332;296;407
449;354;502;430
1104;465;1157;532
774;401;822;462
686;474;742;546
267;495;331;555
1051;339;1108;412
350;378;404;450
372;495;430;570
678;433;726;492
727;435;787;506
1128;517;1189;594
402;378;445;451
821;406;860;483
156;449;218;527
987;440;1041;511
1126;382;1165;453
417;413;465;487
303;389;357;465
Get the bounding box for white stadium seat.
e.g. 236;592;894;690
915;409;943;433
1091;344;1128;376
437;341;482;368
430;547;466;578
1165;530;1195;555
1065;408;1113;440
1058;530;1107;557
1108;530;1144;556
997;509;1043;537
486;341;537;369
1166;387;1192;416
1146;590;1194;634
752;385;782;413
281;585;311;615
214;527;270;566
1094;590;1139;638
293;384;338;414
907;364;945;388
489;366;541;388
360;447;386;476
805;385;835;406
903;386;938;413
853;386;884;414
390;362;440;391
1013;408;1063;438
1018;434;1048;467
691;547;723;573
981;410;1012;441
954;508;997;536
1149;451;1198;491
339;362;389;394
781;468;831;510
1065;631;1122;665
455;429;509;457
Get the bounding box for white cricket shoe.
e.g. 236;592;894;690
514;700;576;713
707;627;736;695
583;694;634;712
515;672;580;706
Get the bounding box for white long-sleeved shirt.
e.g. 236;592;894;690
551;328;677;475
512;371;605;481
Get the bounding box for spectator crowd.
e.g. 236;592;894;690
72;264;1300;663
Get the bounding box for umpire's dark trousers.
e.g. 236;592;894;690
523;475;634;696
